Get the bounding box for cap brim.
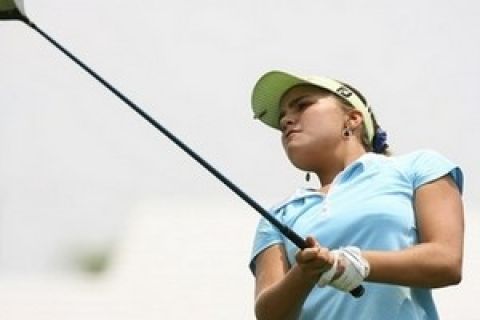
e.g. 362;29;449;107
251;71;307;130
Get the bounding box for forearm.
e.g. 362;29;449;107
255;265;317;320
364;242;462;288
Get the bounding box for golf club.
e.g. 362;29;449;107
0;0;364;298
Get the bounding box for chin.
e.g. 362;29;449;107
286;150;314;171
283;139;323;170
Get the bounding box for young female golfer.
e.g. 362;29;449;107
249;70;464;320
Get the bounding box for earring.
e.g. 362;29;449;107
343;127;352;137
305;172;311;182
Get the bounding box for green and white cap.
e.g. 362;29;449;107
251;70;374;143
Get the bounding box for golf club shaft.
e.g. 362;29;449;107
23;20;306;247
23;20;363;298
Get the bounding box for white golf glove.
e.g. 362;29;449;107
317;246;370;292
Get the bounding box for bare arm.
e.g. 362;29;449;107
363;175;464;287
254;237;334;320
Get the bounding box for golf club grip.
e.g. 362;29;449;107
277;222;364;298
25;21;363;298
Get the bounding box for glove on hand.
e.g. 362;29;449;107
317;246;370;292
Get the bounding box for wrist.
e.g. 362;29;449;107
316;246;370;292
293;263;323;285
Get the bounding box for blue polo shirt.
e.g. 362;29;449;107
250;150;463;320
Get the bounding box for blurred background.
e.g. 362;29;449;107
0;0;478;319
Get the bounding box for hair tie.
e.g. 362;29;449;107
372;128;388;153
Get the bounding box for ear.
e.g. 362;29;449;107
345;110;364;131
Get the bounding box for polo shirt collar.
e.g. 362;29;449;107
273;152;382;210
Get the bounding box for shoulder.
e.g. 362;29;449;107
267;188;321;221
269;188;315;210
392;149;457;172
394;149;449;163
392;149;463;192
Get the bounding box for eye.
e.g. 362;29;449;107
294;98;314;111
279;97;315;129
296;101;309;109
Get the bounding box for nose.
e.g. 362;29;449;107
280;113;296;132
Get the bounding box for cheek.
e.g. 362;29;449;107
281;106;345;168
302;110;342;139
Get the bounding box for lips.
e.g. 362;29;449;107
284;128;301;140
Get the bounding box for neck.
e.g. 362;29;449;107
313;144;366;188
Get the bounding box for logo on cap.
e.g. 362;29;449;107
336;86;353;98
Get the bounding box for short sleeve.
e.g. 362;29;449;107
407;150;463;193
249;211;285;275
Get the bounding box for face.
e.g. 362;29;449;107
279;85;347;170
